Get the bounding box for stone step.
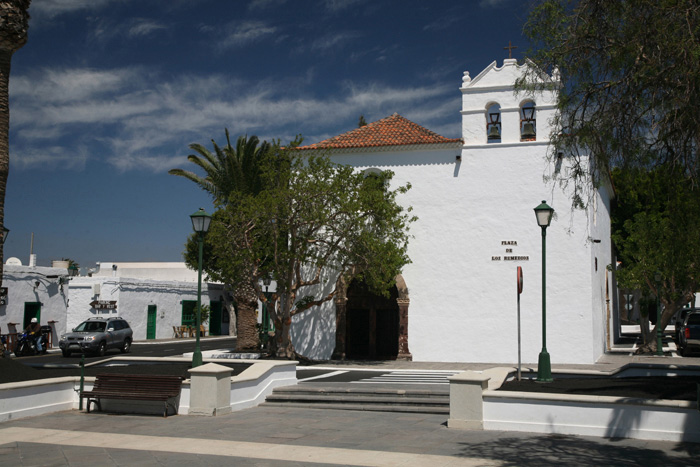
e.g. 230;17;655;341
266;393;449;406
263;385;449;414
262;401;450;414
270;385;448;398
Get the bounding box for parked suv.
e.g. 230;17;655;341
674;308;700;346
58;317;133;357
677;311;700;357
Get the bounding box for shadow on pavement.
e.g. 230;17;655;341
457;434;700;466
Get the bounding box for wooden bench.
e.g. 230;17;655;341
80;374;183;417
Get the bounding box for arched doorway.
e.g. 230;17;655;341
333;274;411;361
345;279;399;360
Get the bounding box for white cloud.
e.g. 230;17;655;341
85;16;168;44
216;21;277;51
310;31;362;53
11;67;140;104
128;19;167;38
31;0;121;16
249;0;287;10
10;66;457;172
423;14;461;32
11;145;88;171
322;0;367;12
479;0;511;8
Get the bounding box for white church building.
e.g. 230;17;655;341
291;58;614;365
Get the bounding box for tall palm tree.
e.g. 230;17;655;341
169;129;270;205
169;130;271;351
0;1;30;287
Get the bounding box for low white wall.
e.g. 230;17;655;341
483;392;700;443
0;377;80;423
179;360;297;415
448;366;700;443
0;360;297;422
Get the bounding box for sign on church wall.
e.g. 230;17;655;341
492;240;529;261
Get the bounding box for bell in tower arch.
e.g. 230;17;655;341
521;122;536;140
520;104;536;141
487;111;501;141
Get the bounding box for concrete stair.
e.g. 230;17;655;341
263;385;450;414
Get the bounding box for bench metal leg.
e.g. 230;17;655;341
85;398;100;413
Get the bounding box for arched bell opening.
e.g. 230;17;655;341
520;101;537;141
486;102;502;143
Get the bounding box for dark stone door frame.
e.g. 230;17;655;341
332;274;411;361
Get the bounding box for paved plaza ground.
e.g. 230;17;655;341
1;405;698;466
2;345;700;465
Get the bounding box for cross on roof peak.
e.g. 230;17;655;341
504;41;518;59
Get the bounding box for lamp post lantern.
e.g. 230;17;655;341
655;271;663;356
0;227;9;245
534;200;554;382
190;208;212;367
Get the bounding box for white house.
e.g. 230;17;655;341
1;261;235;345
0;265;70;347
291;58;614;365
92;262;201;282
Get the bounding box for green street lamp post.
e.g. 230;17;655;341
655;271;663;356
260;276;272;349
534;200;554;382
190;208;212;367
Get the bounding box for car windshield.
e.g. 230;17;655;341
74;321;106;332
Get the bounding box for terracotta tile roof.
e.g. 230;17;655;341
299;113;462;150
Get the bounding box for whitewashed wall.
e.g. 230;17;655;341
2;266;230;342
92;262;201;282
292;59;612;364
68;276;224;340
289;269;339;360
0;266;70;342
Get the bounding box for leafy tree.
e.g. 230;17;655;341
205;148;415;359
520;0;700;203
523;0;700;353
0;1;31;286
358;115;367;127
199;303;211;325
61;258;79;269
171;130;272;351
612;165;700;353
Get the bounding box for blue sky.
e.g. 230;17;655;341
5;0;528;269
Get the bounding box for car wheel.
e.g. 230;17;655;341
62;349;71;358
120;338;131;354
96;341;106;357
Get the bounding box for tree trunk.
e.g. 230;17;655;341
274;318;295;359
0;0;31;287
0;49;10;287
269;292;295;359
235;298;259;351
636;295;691;354
233;280;260;352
